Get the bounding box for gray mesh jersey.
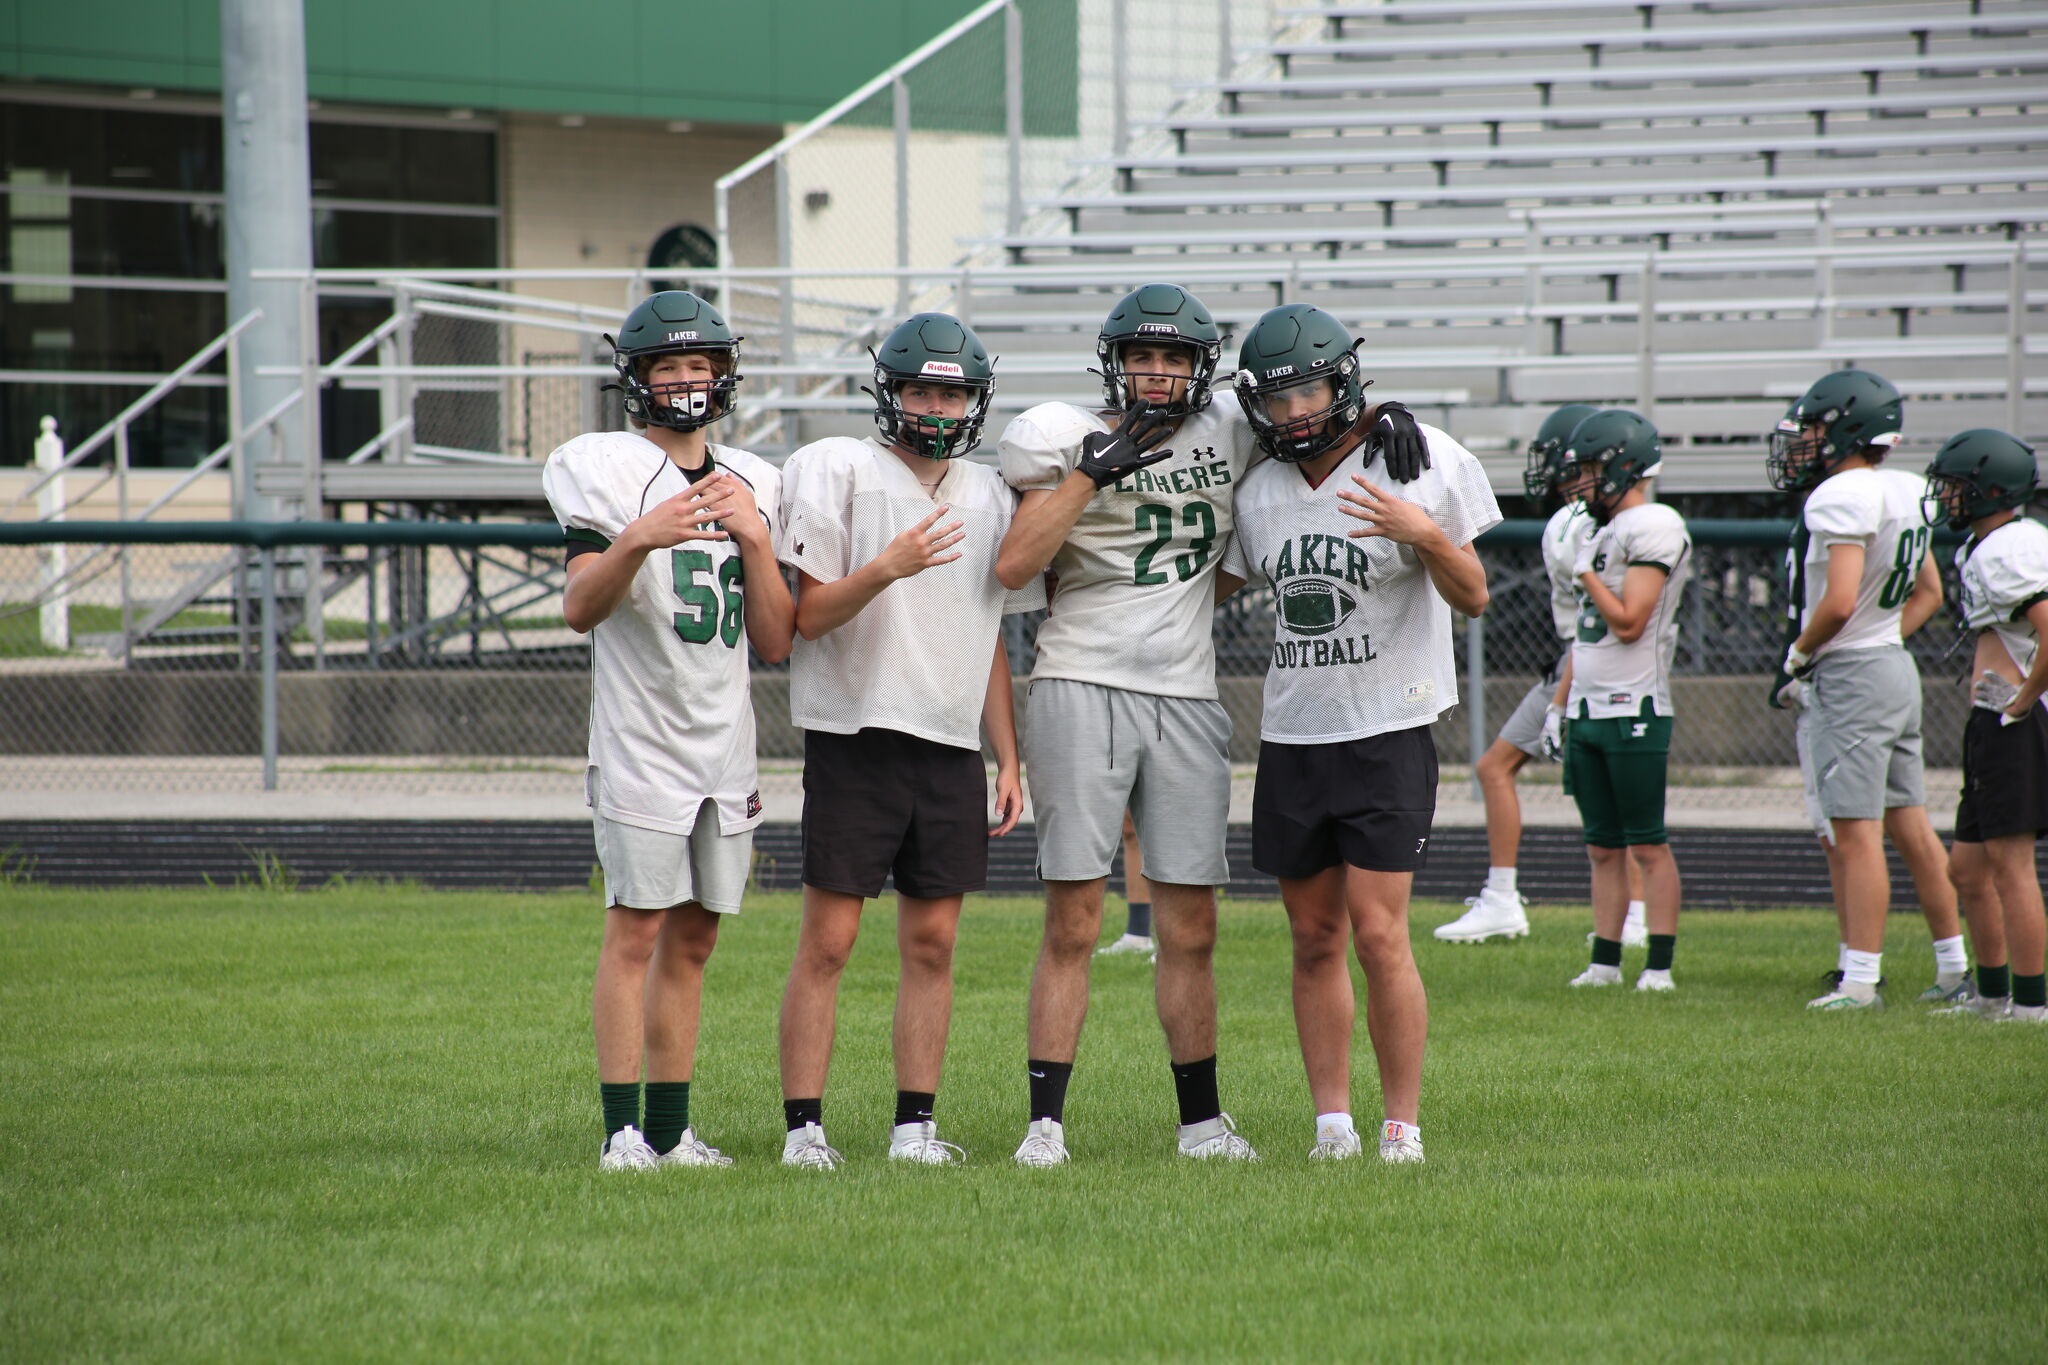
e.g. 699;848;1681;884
1794;466;1933;657
542;431;780;837
1956;516;2048;688
778;436;1044;751
998;390;1260;700
1219;425;1501;744
1542;501;1598;641
1567;502;1693;719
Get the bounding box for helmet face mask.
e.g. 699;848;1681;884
1920;428;2039;531
611;291;742;433
1097;285;1222;417
1523;402;1600;500
1765;369;1903;492
868;313;995;460
1234;304;1368;464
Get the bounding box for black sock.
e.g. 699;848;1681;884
1978;962;2011;999
1646;934;1675;972
1027;1059;1073;1124
600;1081;641;1144
2014;973;2047;1009
1125;900;1153;938
643;1081;690;1154
1169;1054;1221;1127
894;1090;936;1127
1591;936;1624;968
783;1097;822;1133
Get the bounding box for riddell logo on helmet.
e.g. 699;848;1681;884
665;330;699;342
920;361;964;377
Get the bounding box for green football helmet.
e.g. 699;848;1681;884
867;312;996;460
1767;368;1903;492
1096;284;1223;417
1233;303;1367;464
1564;409;1663;524
1523;403;1600;499
608;290;742;431
1921;428;2038;531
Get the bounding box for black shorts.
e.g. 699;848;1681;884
1954;705;2048;843
802;727;988;899
1252;725;1439;879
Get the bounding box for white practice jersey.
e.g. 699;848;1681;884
1956;516;2048;688
1568;502;1693;719
779;436;1043;751
1541;501;1598;642
999;391;1260;700
1220;425;1501;744
1792;466;1932;658
542;432;779;837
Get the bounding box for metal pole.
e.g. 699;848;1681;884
1465;614;1487;800
775;157;795;368
1005;1;1024;239
1111;0;1128;160
1218;0;1233;82
34;417;68;650
116;424;133;659
1636;247;1657;427
1814;201;1834;351
894;74;912;318
2008;239;2028;435
221;0;313;522
394;284;417;461
259;544;279;791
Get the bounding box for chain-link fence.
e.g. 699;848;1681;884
0;519;1980;826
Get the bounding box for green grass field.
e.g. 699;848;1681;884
2;886;2042;1362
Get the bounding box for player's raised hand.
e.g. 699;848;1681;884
989;766;1024;837
628;482;731;550
875;504;966;580
1077;399;1176;488
1367;401;1431;483
699;471;770;546
1337;475;1439;546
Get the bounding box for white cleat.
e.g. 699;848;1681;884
1308;1129;1363;1161
1012;1117;1069;1167
656;1127;733;1168
887;1120;965;1165
1378;1124;1426;1165
1178;1113;1259;1161
1933;993;2010;1020
1807;987;1884;1011
1569;964;1622;988
1433;889;1530;943
781;1121;844;1171
1634;968;1676;992
1621;906;1650;948
1096;933;1156;957
1997;1003;2047;1024
599;1124;659;1171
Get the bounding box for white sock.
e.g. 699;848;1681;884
1487;866;1518;896
1932;935;1968;975
1380;1119;1421;1145
1178;1115;1227;1146
1842;947;1883;987
1625;900;1646;923
1315;1111;1355;1143
1837;942;1850;974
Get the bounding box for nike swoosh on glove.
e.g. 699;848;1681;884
1368;401;1429;483
1078;399;1176;488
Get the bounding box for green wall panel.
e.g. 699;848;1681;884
2;0;1077;131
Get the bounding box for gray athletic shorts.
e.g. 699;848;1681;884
1023;678;1232;885
1496;679;1555;759
594;799;752;912
1797;645;1926;835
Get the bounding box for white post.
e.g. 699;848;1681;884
34;416;68;650
1636;247;1658;427
2008;239;2028;437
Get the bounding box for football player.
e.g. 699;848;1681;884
1436;403;1649;947
1550;411;1690;991
1766;369;1963;1011
1922;429;2048;1023
543;290;794;1171
994;285;1430;1166
773;313;1039;1168
1220;304;1499;1164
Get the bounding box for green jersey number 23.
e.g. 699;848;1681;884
1132;501;1218;586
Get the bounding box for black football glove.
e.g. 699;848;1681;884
1078;399;1176;489
1367;401;1429;483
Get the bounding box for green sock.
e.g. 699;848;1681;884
643;1081;692;1154
2013;973;2047;1009
1646;934;1675;971
1977;963;2011;999
600;1081;642;1144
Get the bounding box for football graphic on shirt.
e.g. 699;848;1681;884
1278;578;1357;637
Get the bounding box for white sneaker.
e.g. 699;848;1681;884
1807;987;1884;1011
887;1120;965;1165
1621;905;1650;948
1378;1123;1425;1165
1308;1129;1362;1161
1096;932;1156;957
780;1121;844;1170
655;1127;733;1168
1012;1117;1069;1167
1434;888;1530;943
599;1124;658;1171
1569;964;1622;988
1934;993;2010;1020
1998;1003;2047;1024
1177;1113;1259;1161
1635;968;1675;992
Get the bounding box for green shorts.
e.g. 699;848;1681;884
1565;700;1673;848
